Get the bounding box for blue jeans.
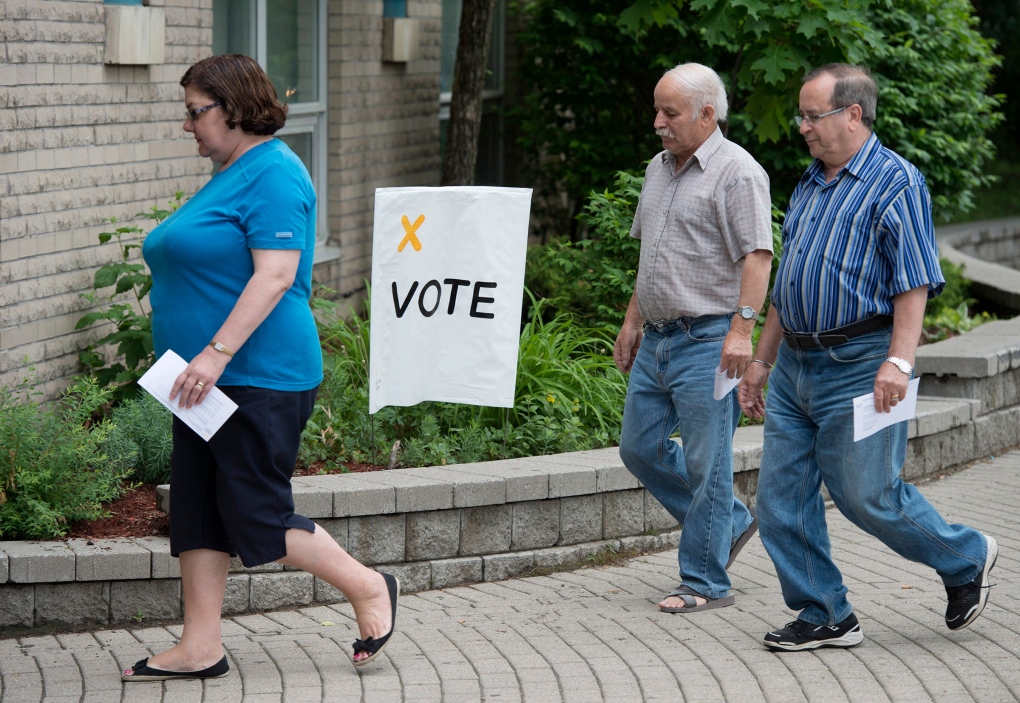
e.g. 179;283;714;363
757;330;988;626
619;315;754;600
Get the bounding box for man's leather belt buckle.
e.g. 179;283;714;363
783;315;894;350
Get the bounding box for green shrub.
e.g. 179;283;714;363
76;194;181;402
923;259;994;341
0;377;130;539
525;170;643;327
927;258;974;316
301;291;626;470
103;393;174;485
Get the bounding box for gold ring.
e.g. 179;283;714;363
196;381;205;388
891;394;899;399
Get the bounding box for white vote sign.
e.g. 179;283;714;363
369;186;532;414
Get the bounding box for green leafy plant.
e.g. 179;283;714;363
76;194;183;400
923;302;994;342
301;289;627;470
869;0;1002;218
922;259;994;341
102;392;174;485
0;376;130;539
525;170;643;326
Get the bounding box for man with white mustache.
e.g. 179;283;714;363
614;62;773;613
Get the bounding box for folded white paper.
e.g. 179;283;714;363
852;377;920;442
714;365;741;401
138;350;238;441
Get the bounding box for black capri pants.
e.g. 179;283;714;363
169;385;319;567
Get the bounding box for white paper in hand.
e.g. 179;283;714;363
138;350;238;441
852;378;920;442
714;365;741;401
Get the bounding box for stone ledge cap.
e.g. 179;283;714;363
2;541;75;583
67;538;151;581
916;316;1020;378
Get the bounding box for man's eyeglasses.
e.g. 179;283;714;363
185;102;221;121
794;106;848;127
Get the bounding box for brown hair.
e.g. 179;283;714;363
180;54;288;135
803;63;877;129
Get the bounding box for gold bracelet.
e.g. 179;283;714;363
750;358;773;370
209;341;235;358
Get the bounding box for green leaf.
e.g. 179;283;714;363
745;88;791;143
697;4;739;44
551;8;579;26
75;312;108;330
796;12;828;38
749;44;802;85
93;265;120;289
731;0;767;20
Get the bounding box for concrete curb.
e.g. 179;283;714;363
936;216;1020;313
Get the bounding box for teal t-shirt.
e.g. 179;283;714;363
143;139;323;391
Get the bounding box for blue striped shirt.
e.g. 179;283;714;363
771;134;945;333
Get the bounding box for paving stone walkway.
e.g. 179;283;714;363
2;451;1019;702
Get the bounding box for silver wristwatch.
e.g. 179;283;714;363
735;305;759;321
885;356;913;375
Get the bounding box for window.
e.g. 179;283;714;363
213;0;333;256
383;0;407;17
439;0;505;185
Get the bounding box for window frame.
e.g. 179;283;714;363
215;0;333;258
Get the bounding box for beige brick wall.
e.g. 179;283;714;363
327;0;442;298
2;0;443;398
1;0;214;399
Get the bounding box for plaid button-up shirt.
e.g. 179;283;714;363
631;127;774;321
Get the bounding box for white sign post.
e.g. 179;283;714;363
369;186;532;414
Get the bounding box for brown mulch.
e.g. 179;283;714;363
64;483;170;540
62;462;389;540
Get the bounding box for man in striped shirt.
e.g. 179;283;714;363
740;64;996;652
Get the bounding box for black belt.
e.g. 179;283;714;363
783;315;893;350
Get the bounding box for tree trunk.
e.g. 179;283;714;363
441;0;498;186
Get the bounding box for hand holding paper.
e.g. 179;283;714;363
853;378;919;442
138;350;238;441
714;365;741;400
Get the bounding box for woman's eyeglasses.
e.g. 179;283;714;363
185;102;221;121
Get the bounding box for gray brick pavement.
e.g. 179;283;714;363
2;452;1019;702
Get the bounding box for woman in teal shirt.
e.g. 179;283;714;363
122;55;397;682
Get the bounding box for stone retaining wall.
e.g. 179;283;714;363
937;217;1020;312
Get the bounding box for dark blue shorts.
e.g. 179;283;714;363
169;385;319;567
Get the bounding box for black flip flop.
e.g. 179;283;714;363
121;655;230;682
352;572;400;667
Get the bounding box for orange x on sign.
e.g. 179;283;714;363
398;214;425;252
